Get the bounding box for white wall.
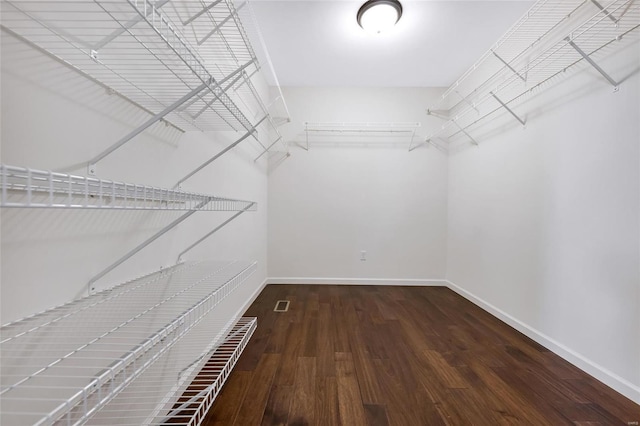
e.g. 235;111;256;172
268;87;449;283
446;41;640;402
0;30;269;324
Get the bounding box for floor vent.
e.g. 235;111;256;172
274;300;290;312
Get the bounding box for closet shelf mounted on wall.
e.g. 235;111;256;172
0;164;257;211
0;0;288;166
423;0;639;148
0;260;257;426
302;122;422;150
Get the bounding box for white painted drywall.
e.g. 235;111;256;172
268;86;449;282
446;40;640;401
0;30;269;324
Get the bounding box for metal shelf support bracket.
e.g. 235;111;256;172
175;115;268;188
566;37;619;90
492;50;527;82
455;90;480;113
490;92;526;126
454;121;479;146
254;136;283;162
426;109;451;120
93;0;171;50
590;0;619;24
87;79;212;173
183;0;224;26
87;62;254;173
177;203;255;261
87;199;211;293
198;2;247;46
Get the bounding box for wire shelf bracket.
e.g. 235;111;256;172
454;121;479;146
183;0;224;26
565;36;620;90
93;0;171;51
590;0;621;23
255;136;283;162
198;2;247;46
175;115;268;189
491;50;527;82
490;92;526;126
87;60;256;175
177;203;255;262
86;199;209;293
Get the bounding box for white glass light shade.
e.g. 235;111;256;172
357;0;402;34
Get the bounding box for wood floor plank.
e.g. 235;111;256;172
288;357;316;426
421;349;469;389
204;371;252;426
201;285;640;426
316;303;336;378
315;377;340;426
260;385;292;426
233;353;280;426
335;352;368;425
363;404;390;426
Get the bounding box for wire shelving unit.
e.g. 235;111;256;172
301;122;422;150
0;164;257;211
423;0;640;148
0;260;257;426
1;1;274;423
0;0;288;167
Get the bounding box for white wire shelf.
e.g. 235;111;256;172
91;316;256;426
425;0;639;145
0;260;257;426
301;122;422;150
1;0;262;133
0;164;257;211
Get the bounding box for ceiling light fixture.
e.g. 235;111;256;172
357;0;403;34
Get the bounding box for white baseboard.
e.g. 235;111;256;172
239;276;639;404
446;279;640;405
266;277;448;286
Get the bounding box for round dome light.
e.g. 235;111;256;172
357;0;403;34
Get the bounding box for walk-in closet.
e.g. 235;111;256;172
1;0;639;424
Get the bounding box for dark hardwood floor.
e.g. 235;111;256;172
205;285;640;425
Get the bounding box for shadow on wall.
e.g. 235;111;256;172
1;28;183;173
446;41;640;156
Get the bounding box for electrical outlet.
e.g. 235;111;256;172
360;250;367;261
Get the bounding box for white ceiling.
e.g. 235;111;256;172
248;1;534;87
